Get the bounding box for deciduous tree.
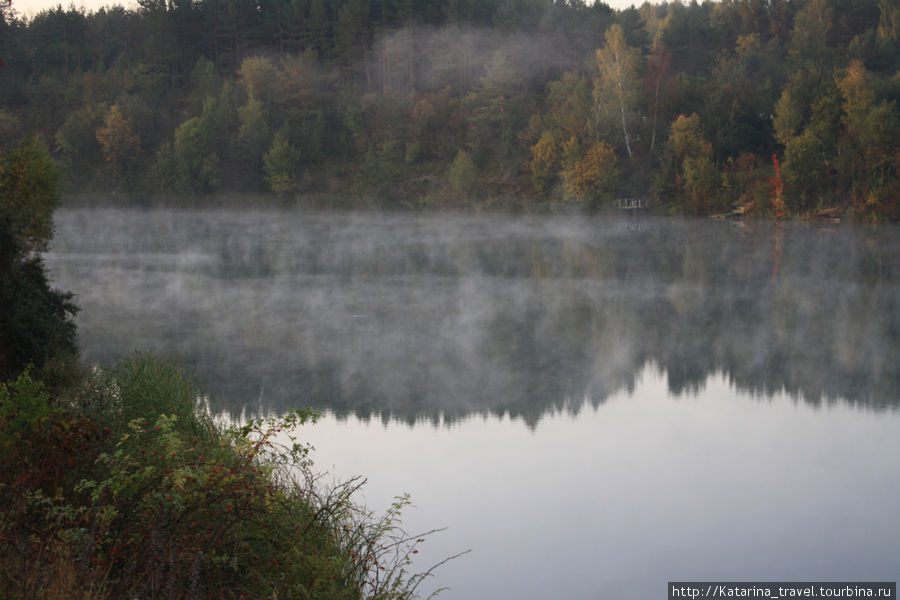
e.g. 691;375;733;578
0;138;61;253
877;0;900;44
95;104;141;168
562;140;618;205
238;97;272;180
545;70;593;141
788;0;834;74
661;114;720;214
594;24;640;159
158;115;220;192
263;132;301;194
779;89;841;211
530;131;559;198
644;41;672;154
837;59;898;205
237;55;278;106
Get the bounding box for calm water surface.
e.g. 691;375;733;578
46;208;900;599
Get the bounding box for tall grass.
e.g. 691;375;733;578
76;354;215;443
0;354;449;600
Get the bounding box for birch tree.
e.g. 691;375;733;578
594;24;640;159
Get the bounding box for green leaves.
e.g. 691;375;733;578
0;225;78;382
156;101;225;193
0;368;53;434
172;116;221;193
0;137;60;255
264;132;302;195
447;149;478;197
660;114;721;214
594;24;641;159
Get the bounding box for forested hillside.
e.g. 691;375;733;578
0;0;897;218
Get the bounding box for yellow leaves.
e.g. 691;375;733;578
878;0;900;43
238;56;278;105
839;60;875;118
529;131;559;197
669;114;711;162
594;25;640;158
95;105;141;165
528;129;621;203
562;140;618;202
735;33;761;55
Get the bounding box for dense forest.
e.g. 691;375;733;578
0;0;898;218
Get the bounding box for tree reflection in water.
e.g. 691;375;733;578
47;209;900;425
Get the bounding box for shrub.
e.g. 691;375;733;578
1;356;449;600
72;355;217;449
0;371;111;600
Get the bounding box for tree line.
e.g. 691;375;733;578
0;0;897;218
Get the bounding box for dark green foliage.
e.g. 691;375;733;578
56;105;106;191
157;115;221;192
0;246;79;383
0;368;54;434
0;141;78;382
83;354;211;439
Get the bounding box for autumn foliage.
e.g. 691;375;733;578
0;0;895;217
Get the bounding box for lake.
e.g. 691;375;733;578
46;207;900;599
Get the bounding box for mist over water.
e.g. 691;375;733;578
45;207;900;599
47;208;900;423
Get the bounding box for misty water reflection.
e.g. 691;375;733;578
47;208;900;423
45;208;900;599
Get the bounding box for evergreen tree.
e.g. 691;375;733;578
0;141;77;382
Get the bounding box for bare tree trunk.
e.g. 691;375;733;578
620;100;632;158
614;57;633;159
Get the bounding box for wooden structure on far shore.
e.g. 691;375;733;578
618;198;649;211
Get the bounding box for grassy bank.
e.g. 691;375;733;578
0;354;438;600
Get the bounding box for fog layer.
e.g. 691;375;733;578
47;209;900;424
